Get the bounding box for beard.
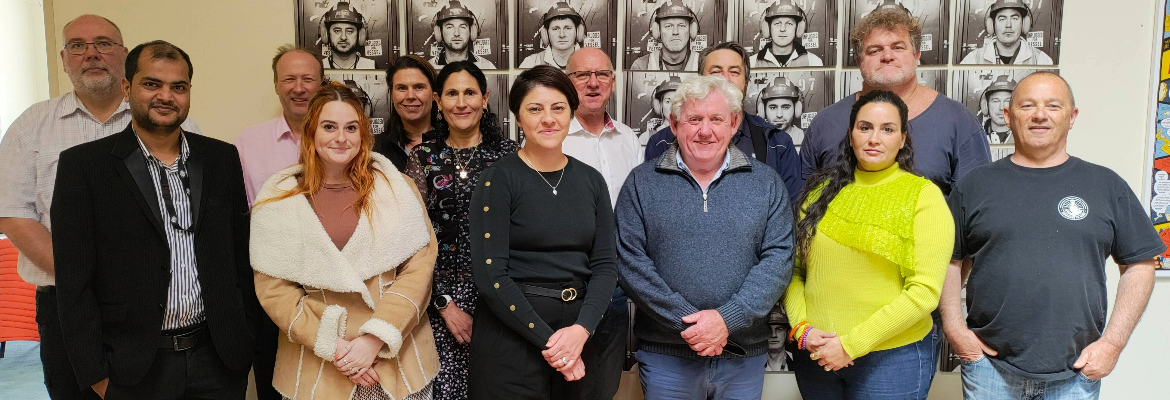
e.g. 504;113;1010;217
862;66;916;88
131;100;186;133
68;64;121;97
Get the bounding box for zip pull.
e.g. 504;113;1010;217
703;192;708;213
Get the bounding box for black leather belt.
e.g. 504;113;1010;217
519;283;585;302
158;322;209;352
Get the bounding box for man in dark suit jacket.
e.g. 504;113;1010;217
52;40;259;399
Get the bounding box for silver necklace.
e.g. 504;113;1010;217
519;151;564;195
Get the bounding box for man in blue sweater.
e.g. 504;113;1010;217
616;75;794;399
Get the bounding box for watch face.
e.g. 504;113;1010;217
435;295;449;308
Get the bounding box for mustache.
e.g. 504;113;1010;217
149;100;178;111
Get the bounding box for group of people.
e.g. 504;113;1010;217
0;7;1156;400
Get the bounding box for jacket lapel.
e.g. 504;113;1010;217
110;126;166;238
185;132;204;229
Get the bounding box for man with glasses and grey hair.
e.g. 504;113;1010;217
644;41;802;202
616;75;794;399
0;15;199;399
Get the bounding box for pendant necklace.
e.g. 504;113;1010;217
448;139;479;179
519;150;564;195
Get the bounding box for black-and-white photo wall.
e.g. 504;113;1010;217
624;0;726;71
515;0;618;69
406;0;507;70
296;0;397;70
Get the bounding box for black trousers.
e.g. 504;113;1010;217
253;316;281;400
468;290;601;400
581;289;629;399
37;287;101;400
104;334;249;400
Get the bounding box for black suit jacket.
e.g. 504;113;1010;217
51;125;260;389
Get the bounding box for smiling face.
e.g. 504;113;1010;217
518;86;572;152
701;49;747;94
986;90;1012;127
670;91;739;167
1005;74;1078;154
328;22;360;55
658;17;692;53
438;71;488;133
764;98;796;130
125;54;191;134
850;102;906;171
857;27;920;88
993;8;1024;46
769;16;799;49
274;51;323;121
547;17;578;52
391;68;434;126
62;15;126;95
567;48;614;114
441;18;472;51
313;101;363;169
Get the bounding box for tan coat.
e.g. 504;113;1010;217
251;153;439;400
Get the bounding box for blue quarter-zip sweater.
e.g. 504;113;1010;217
615;143;795;358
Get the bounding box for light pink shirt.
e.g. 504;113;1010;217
236;117;300;204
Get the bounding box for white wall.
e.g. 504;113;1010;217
1;0;51;137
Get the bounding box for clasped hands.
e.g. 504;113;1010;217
335;334;385;387
805;328;854;372
681;310;729;357
542;324;590;381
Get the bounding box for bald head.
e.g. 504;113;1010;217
63;15;123;44
565;47;613;117
1013;71;1075;107
566;47;610;73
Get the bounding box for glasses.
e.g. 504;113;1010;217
63;41;122;55
567;70;614;83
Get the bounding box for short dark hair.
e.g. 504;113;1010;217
271;44;323;81
508;65;579;117
698;42;750;79
125;40;193;81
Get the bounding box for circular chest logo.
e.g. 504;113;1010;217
1058;196;1089;221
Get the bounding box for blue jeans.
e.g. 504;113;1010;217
791;327;938;400
961;356;1100;400
637;350;765;400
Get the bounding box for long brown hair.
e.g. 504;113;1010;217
254;81;383;216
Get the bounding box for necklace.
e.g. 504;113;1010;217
519;150;564;195
448;144;477;179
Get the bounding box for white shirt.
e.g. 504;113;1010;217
0;92;200;286
562;114;643;208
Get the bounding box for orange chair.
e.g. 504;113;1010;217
0;238;39;357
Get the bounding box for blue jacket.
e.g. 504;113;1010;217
616;143;795;358
643;113;803;202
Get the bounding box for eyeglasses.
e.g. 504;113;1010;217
567;70;614;83
63;41;122;55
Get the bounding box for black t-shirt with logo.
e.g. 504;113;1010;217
949;156;1164;379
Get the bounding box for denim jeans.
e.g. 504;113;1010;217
637;350;766;400
961;356;1100;400
791;326;938;400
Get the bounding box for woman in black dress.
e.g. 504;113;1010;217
467;65;619;399
404;61;519;400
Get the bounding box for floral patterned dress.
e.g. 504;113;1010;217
405;132;519;400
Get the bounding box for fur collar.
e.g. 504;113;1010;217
250;153;430;309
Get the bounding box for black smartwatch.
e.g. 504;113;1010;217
433;294;453;310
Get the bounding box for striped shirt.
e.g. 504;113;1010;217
0;92;200;286
134;132;205;330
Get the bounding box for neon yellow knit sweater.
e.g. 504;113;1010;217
784;165;954;359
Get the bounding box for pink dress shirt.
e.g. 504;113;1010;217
236;117;301;204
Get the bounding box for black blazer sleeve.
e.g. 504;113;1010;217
227;146;262;342
51;147;108;389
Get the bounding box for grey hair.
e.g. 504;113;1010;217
669;75;745;121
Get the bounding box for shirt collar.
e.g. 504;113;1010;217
276;116;296;142
675;148;732;181
57;91;131;120
569;112;618;137
133;128;191;167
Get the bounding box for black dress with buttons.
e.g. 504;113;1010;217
467;153;619;399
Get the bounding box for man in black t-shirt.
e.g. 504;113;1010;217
942;72;1162;399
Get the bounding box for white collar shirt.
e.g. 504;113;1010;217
562;113;643;208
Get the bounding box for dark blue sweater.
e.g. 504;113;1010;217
615;144;795;358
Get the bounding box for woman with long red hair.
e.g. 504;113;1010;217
250;81;439;400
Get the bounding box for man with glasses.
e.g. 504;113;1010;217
560;47;640;398
52;40;258;399
0;15;199;399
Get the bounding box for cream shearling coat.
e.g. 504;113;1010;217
251;153;439;400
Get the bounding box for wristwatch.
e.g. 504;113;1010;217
433;294;453;310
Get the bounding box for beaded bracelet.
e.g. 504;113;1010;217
799;328;810;350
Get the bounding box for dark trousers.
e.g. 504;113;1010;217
253;316;281;400
581;289;629;399
468;290;601;400
105;338;248;400
37;287;102;400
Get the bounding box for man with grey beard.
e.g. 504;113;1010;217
799;7;989;196
0;15;199;399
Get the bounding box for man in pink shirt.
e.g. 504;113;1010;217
234;44;322;400
236;45;323;204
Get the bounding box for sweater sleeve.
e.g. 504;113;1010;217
255;272;348;361
574;172;619;334
615;169;701;331
782;259;809;327
715;174;795;332
469;166;557;348
839;185;954;359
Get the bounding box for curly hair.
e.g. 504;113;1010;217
849;8;923;55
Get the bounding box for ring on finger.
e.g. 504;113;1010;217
824;366;832;372
810;352;820;360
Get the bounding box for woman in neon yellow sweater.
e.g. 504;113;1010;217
784;90;954;399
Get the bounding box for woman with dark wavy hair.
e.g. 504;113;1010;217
375;54;446;170
404;60;519;400
783;90;954;400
